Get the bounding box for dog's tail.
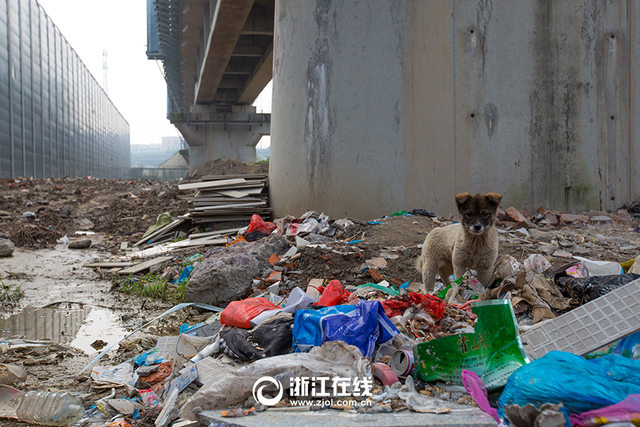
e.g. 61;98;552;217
414;256;422;273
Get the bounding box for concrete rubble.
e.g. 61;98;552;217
0;163;639;426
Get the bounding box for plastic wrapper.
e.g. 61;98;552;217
293;300;398;358
413;300;528;390
523;254;552;273
250;287;316;325
498;351;640;421
381;292;446;319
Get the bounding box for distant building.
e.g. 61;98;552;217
161;136;184;152
0;0;130;178
131;144;162;153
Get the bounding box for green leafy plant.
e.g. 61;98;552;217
0;279;23;308
255;158;269;165
113;273;187;303
115;273;168;299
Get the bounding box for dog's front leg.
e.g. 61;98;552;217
476;269;494;288
452;262;466;282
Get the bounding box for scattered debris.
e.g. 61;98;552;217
1;170;640;426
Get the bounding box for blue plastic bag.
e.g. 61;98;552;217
612;330;640;359
498;351;640;424
170;265;194;285
292;300;398;358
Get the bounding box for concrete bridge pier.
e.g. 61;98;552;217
269;0;640;220
170;105;270;173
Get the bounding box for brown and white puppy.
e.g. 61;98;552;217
418;192;502;294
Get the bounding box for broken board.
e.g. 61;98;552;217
117;256;173;275
84;262;136;269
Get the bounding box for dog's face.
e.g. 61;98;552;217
455;192;502;235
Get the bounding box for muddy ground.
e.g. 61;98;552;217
0;159;639;425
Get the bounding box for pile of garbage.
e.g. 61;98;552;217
2;172;640;426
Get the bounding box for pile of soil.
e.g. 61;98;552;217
0;159;269;250
189;158;268;180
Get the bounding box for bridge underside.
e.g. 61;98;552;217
148;0;274;165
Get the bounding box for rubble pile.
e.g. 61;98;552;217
0;172;640;426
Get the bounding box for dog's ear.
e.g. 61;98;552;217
485;192;502;206
455;193;471;206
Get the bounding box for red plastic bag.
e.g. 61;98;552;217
314;280;348;306
220;297;281;328
247;214;277;235
381;292;445;319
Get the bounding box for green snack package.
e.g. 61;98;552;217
413;299;529;390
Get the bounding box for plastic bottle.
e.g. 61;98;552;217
16;391;85;426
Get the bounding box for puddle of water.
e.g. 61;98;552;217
0;303;130;355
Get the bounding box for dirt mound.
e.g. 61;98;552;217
190;158;268;180
0;178;188;249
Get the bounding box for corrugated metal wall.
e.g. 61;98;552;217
0;0;130;179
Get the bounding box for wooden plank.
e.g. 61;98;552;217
200;173;267;181
84;262;136;268
179;237;227;247
191;201;267;212
190;197;265;205
117;256;173;275
195;182;264;193
215;189;250;199
186;215;255;223
133;219;185;247
178;178;246;190
189;228;243;239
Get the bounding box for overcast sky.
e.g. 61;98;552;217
37;0;271;148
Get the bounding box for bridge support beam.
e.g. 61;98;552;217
170;105;270;173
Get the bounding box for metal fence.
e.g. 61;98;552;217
0;0;130;179
130;167;188;181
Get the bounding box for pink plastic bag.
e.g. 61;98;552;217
569;394;640;427
461;370;499;423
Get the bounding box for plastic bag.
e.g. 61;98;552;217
179;341;370;419
555;273;640;303
244;214;277;241
612;330;640;359
293;300;398;358
314;279;348;306
220;297;281;329
220;317;295;361
170;265;194;284
498;351;640;421
461;370;499;423
569;394;640;427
